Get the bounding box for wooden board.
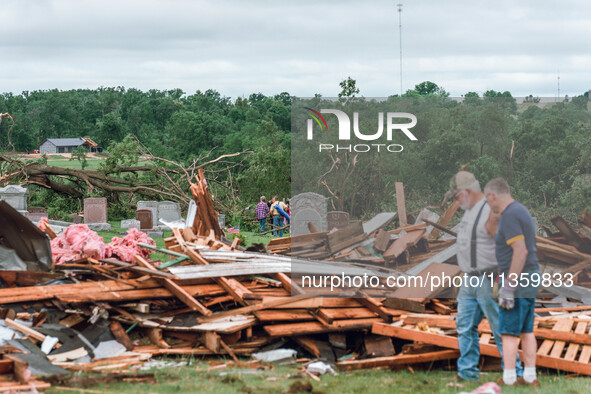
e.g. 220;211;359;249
390;262;461;301
337;350;460;371
383;229;426;261
363;212;397;235
395;182;407;227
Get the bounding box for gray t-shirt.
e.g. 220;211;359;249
456;197;498;273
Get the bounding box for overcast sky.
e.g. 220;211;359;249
1;0;589;98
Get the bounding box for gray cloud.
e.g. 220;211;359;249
1;0;589;97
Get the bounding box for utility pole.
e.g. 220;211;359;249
398;3;403;96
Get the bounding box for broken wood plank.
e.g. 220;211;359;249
265;318;381;337
383;229;426;261
337;350;460;371
363;212;397;235
430;201;459;239
134;256;212;315
373;229;391;253
395;182;407;227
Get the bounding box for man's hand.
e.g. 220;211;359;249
498;285;515;310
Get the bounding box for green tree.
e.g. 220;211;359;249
70;146;89;169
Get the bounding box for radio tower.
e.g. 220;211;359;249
557;70;560;102
398;3;403;96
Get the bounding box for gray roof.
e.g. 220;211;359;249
45;138;86;147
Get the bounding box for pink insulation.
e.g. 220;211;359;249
48;224;156;264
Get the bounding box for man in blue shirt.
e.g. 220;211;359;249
445;171;522;382
484;178;540;387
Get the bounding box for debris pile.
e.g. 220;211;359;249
1;180;591;390
44;221;156;264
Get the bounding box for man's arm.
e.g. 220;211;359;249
485;211;500;238
507;237;528;284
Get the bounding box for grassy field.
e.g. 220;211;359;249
42;361;591;393
46;157;104;170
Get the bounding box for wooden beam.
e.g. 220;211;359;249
265;318;381;337
395;182;407;227
337;350;460;371
134;256;211;315
430;201;459;239
372;322;500;357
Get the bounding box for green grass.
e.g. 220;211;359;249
43;362;591;393
46;158;104;170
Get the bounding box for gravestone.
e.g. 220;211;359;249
217;214;226;228
327;211;350;230
290;192;328;236
28;212;49;224
158;201;182;223
29;206;48;223
0;185;28;215
84;198;107;224
136;209;153;231
71;214;83;224
185;200;197;229
147;231;163;238
137;201;158;228
121;219;141;229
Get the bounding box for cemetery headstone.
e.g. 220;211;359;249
291;192;328;236
137;201;158;228
0;185;28;215
327;211;350;230
84;198;107;224
121;219;141;230
158;201;182;223
136;209;153;231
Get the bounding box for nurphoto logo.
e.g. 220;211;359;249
305;108;418;153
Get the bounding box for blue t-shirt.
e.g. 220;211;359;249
495;201;539;275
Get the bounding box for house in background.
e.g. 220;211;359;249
39;138;100;154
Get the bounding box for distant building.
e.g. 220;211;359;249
39;138;100;154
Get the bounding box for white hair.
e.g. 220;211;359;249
464;180;481;193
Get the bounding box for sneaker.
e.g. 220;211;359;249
517;377;541;387
496;376;522;387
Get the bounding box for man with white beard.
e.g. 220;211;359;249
445;171;523;381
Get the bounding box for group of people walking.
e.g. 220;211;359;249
255;196;290;237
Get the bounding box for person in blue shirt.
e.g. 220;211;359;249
485;178;540;387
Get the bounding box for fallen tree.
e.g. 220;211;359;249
0;136;250;208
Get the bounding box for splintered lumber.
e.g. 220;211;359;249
372;322;500;357
337;350;460;371
196;296;313;324
327;221;367;253
363;212;397;235
5;318;48;342
395;182;407;227
355;292;392;322
265;318;381;337
169;261;291;279
183;247;251;306
537;319;574;357
383;298;426;313
383;229;426;261
551;216;591;253
421;219;457;237
373;321;591;375
406;244;457;275
390;263;461;301
373;229;391;253
364;335;395;357
134;256;211;315
430;201;459;239
190;169;224;239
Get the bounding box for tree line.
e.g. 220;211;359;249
0;83;589;227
